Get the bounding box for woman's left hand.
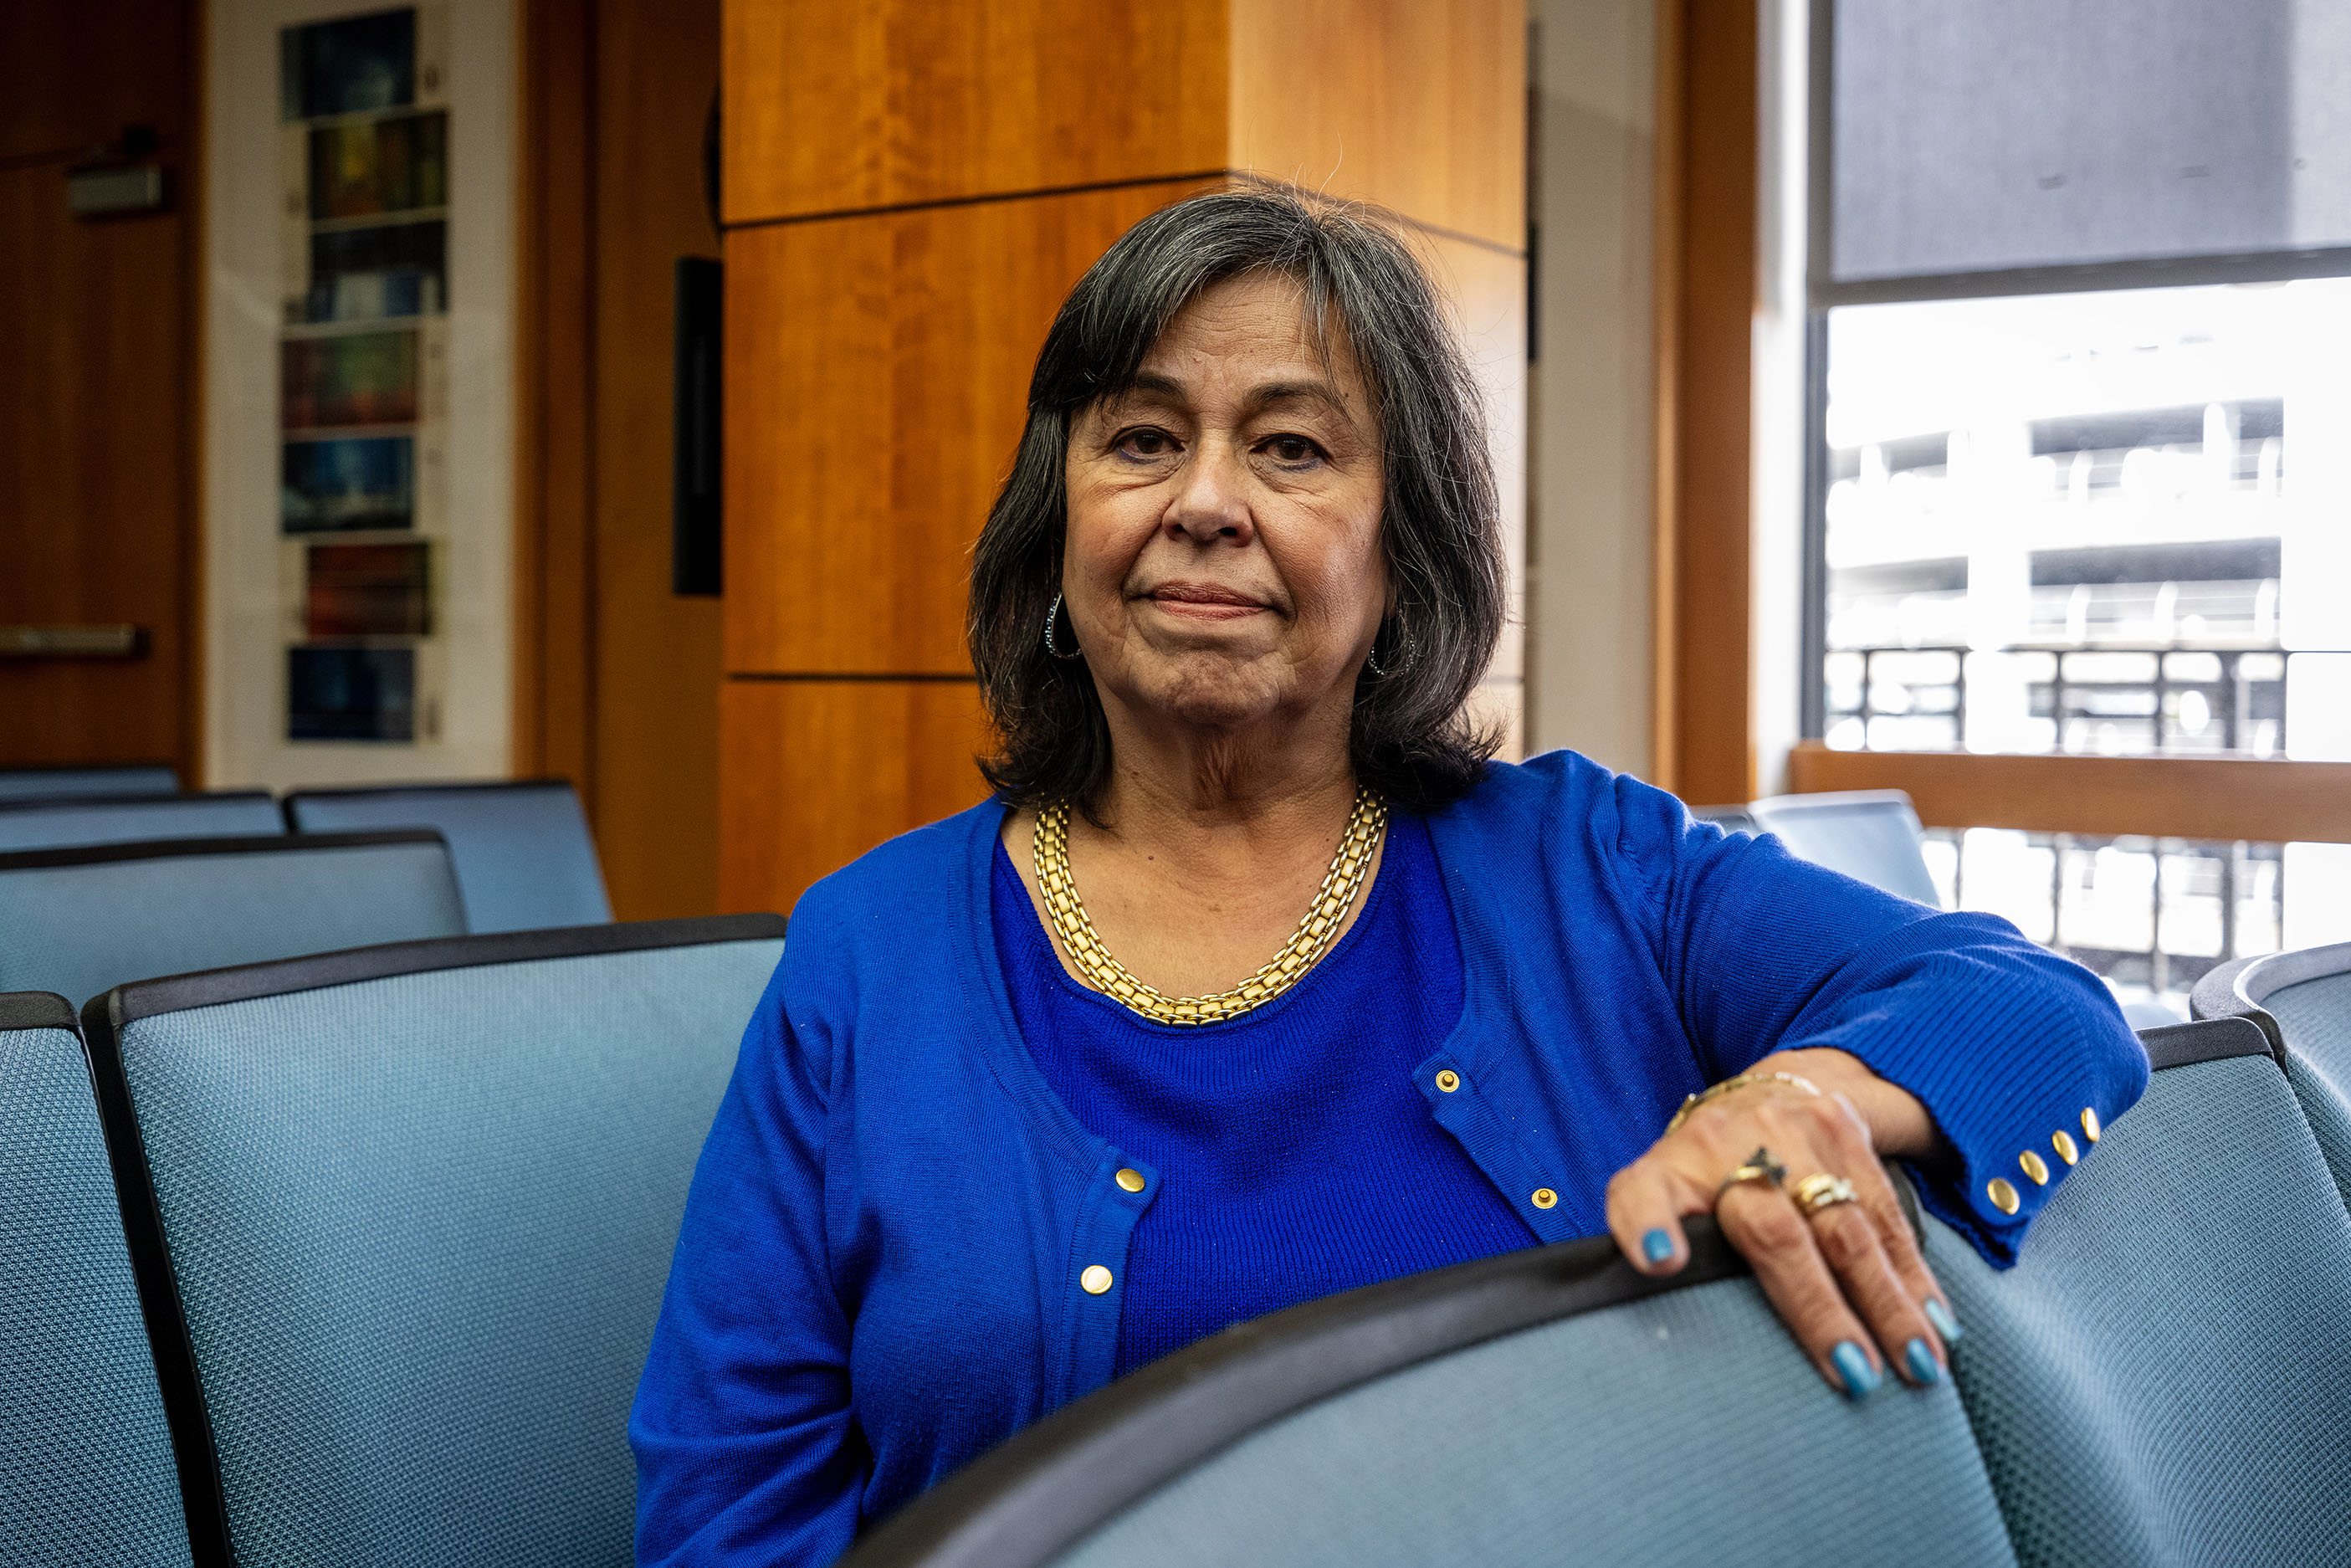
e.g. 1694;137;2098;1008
1603;1048;1958;1399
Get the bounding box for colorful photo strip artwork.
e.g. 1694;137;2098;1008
281;330;417;429
300;219;445;323
288;644;416;742
281;9;416;121
305;541;432;638
283;434;413;532
308;112;447;220
281;7;444;749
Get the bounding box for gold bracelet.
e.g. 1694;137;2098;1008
1664;1070;1823;1138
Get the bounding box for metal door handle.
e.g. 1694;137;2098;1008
0;624;146;658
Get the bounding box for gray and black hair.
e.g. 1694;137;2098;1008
967;183;1506;814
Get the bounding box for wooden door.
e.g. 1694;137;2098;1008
0;0;198;776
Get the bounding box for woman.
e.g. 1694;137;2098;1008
631;187;2147;1566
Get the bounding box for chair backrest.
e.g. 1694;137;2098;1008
1746;788;1942;907
1921;1016;2351;1568
847;1226;2016;1568
83;915;786;1568
0;791;284;853
282;780;612;932
0;832;466;1004
2194;940;2351;1210
0;761;180;802
0;992;192;1568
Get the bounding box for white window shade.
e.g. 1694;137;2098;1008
1827;0;2351;289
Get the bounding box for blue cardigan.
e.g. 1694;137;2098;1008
630;751;2149;1566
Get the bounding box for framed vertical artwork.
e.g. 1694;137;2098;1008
205;0;510;788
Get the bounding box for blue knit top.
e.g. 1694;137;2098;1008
992;813;1538;1377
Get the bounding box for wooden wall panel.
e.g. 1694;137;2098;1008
515;0;596;793
1228;0;1524;249
720;679;996;914
1652;0;1756;804
0;0;197;775
722;0;1227;225
591;0;725;920
724;178;1212;677
1787;743;2351;846
519;0;723;920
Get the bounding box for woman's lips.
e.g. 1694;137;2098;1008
1144;583;1268;621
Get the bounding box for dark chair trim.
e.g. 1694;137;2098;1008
0;828;443;874
284;777;578;798
280;778;583;831
2137;1016;2278;1073
0;760;177;775
2191;943;2351;1063
88;912;785;1027
76;910;788;1568
0;990;79;1032
0;790;274;818
843;1225;1753;1568
80;993;236;1568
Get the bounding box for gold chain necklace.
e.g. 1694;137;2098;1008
1032;788;1389;1026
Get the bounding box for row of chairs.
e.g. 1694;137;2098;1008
0;780;612;1004
3;915;786;1568
0;775;611;934
1691;788;1944;907
12;926;2351;1565
0;761;182;802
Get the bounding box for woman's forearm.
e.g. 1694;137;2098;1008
1750;1047;1942;1162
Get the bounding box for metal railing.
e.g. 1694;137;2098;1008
1924;828;2285;1002
1825;644;2295;757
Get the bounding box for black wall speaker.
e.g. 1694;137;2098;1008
672;255;722;597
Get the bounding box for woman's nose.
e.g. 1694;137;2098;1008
1163;445;1255;545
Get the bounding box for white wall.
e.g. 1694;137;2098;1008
1527;0;1657;777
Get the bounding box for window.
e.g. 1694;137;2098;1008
1817;280;2351;762
1803;1;2351;1007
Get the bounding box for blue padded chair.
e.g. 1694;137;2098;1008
1745;788;1942;908
0;761;179;802
283;780;612;933
2195;940;2351;1211
0;992;191;1568
0;832;466;1004
83;915;786;1568
847;1227;2016;1568
0;791;284;853
1921;1016;2351;1567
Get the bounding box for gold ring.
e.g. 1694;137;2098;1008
1713;1145;1788;1203
1792;1172;1860;1217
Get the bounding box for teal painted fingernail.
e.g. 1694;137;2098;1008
1831;1341;1880;1401
1642;1228;1674;1265
1924;1298;1963;1345
1904;1337;1942;1385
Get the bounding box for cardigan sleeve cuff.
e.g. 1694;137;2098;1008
1781;940;2150;1268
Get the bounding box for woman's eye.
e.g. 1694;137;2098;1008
1114;428;1178;459
1263;434;1324;465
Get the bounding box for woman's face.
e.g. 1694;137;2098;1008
1060;271;1388;740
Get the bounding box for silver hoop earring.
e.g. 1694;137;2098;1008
1365;616;1411;679
1043;592;1085;661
